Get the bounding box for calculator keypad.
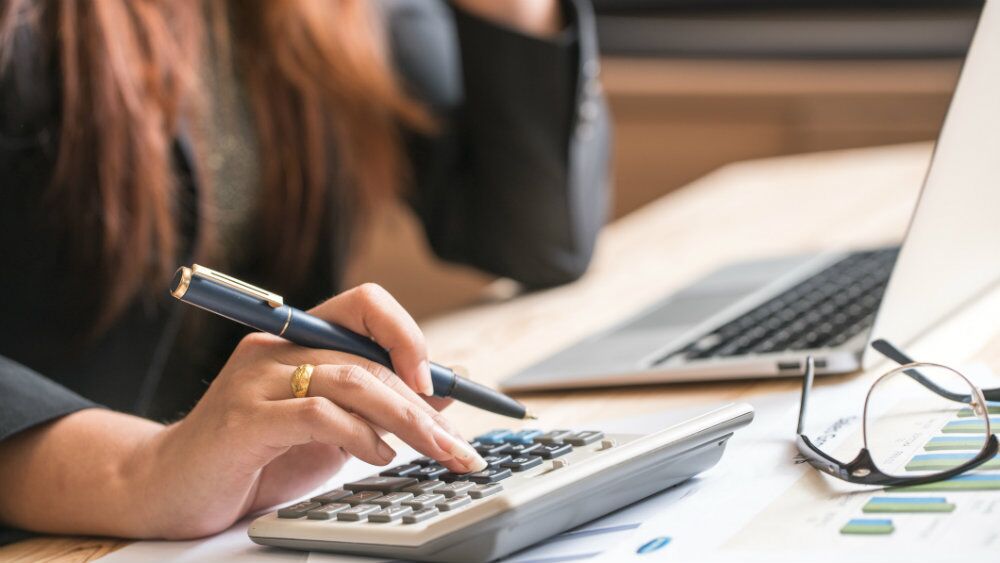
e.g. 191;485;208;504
403;493;446;510
337;504;379;521
467;467;512;484
502;455;543;472
537;443;572;459
345;476;417;492
436;495;471;511
275;427;609;526
437;481;475;497
403;480;445;495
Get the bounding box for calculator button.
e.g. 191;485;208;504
469;484;503;499
565;431;605;446
482;454;513;467
368;505;413;523
475;443;512;456
439;471;474;483
412;465;450;480
411;456;435;466
403;493;446;510
337;504;379;521
507;442;542;456
344;476;418;492
277;501;321;519
372;492;414;507
380;464;421;477
474;429;513;444
536;430;572;444
467;467;512;484
404;480;446;495
310;488;351;504
537;443;573;459
501;455;543;472
307;503;350;520
506;429;543;444
342;491;384;505
437;481;475;498
403;507;440;524
436;495;472;511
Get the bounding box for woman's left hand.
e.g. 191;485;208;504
450;0;563;37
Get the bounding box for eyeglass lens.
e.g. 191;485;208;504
864;363;991;478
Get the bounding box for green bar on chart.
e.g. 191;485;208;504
890;474;1000;493
862;496;955;513
840;518;894;535
941;418;1000;433
905;453;1000;471
924;436;989;451
957;401;1000;417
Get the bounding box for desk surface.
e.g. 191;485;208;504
10;141;998;563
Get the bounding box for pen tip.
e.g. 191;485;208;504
524;411;539;420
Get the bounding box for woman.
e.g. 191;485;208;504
0;0;609;544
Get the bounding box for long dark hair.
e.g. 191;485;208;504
0;0;428;330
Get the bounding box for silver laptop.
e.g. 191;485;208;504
502;2;1000;392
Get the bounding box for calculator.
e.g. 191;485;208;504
249;402;753;562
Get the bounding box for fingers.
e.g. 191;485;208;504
307;284;433;396
262;398;395;467
309;364;486;473
421;395;454;413
264;347;458;437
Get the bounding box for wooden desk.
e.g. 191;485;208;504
9;141;999;563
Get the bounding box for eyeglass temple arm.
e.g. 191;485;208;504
869;338;999;403
796;356;816;435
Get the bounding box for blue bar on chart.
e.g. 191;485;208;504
905;453;1000;471
862;496;955;513
636;536;671;554
840;518;894;535
924;435;990;451
890;474;1000;492
941;418;1000;433
957;401;1000;417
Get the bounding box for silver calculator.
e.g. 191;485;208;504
249;403;753;562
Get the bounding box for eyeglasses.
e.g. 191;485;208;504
796;339;1000;487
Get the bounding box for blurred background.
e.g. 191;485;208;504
345;0;982;320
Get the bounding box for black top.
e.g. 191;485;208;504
0;0;609;544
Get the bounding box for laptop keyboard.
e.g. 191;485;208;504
659;247;899;363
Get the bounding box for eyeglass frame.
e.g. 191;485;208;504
795;338;1000;487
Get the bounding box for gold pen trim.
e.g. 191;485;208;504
189;264;285;308
278;307;292;337
171;267;193;300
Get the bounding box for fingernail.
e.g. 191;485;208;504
419;360;434;396
431;425;486;472
377;441;396;464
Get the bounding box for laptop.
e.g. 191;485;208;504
502;1;1000;392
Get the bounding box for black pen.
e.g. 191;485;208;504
170;264;535;419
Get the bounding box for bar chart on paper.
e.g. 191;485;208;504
722;377;1000;559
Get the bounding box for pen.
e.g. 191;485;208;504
169;264;536;420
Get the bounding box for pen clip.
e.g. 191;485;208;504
190;264;284;308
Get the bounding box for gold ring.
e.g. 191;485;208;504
290;364;314;398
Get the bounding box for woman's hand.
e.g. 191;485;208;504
0;284;486;540
144;283;487;537
451;0;563;37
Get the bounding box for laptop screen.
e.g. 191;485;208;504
865;0;1000;366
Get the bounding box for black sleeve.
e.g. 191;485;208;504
0;356;101;545
394;0;612;288
0;355;100;444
